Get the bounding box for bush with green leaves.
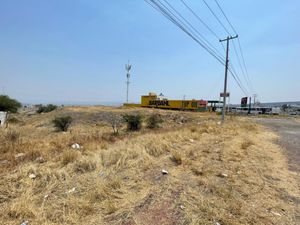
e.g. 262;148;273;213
37;104;57;113
0;95;21;113
123;114;143;131
52;116;72;132
147;114;163;129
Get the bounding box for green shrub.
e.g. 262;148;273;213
37;104;57;113
52;116;72;132
123;114;143;131
147;114;163;129
0;95;21;113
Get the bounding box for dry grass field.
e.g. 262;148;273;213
0;106;299;225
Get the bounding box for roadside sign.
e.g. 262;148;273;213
220;92;230;98
241;97;248;107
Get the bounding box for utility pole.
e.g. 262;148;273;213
220;35;238;122
125;62;132;103
248;97;252;114
253;94;257;106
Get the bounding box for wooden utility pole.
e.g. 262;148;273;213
220;35;238;122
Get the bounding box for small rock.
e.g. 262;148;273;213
218;173;228;178
0;160;9;165
216;222;221;225
161;169;168;175
71;143;81;149
271;211;281;217
44;194;49;199
15;153;25;159
66;187;76;194
99;171;106;177
29;173;36;179
189;139;194;143
20;221;29;225
179;205;185;210
35;156;45;163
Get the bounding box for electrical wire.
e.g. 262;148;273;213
144;0;249;96
213;0;254;93
162;0;225;61
180;0;220;40
202;0;251;95
144;0;225;64
202;0;231;35
213;0;238;35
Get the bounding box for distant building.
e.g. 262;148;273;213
0;111;7;127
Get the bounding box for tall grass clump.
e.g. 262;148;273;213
6;130;20;143
147;114;163;129
171;150;182;165
123;114;142;131
52;116;72;132
62;150;78;165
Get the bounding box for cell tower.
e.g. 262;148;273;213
125;62;132;103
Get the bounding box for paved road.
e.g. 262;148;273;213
255;118;300;172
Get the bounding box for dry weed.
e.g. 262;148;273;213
171;150;182;165
241;139;254;149
61;150;78;165
104;200;118;215
0;108;298;225
73;159;96;173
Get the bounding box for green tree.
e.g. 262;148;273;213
0;95;21;113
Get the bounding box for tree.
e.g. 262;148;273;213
0;95;21;113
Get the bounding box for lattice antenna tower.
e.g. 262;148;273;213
125;62;132;103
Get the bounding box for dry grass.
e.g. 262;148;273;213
73;159;96;173
241;139;254;150
61;150;78;165
0;106;299;225
171;150;183;165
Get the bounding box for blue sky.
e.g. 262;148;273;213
0;0;299;104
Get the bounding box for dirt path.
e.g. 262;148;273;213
255;117;300;173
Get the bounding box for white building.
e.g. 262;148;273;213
0;111;7;127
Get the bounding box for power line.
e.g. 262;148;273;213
202;0;251;95
237;38;254;92
161;0;225;61
144;0;249;96
213;0;238;35
202;0;231;35
213;0;254;93
180;0;220;40
144;0;225;64
232;39;252;91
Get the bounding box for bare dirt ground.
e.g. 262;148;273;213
255;117;300;173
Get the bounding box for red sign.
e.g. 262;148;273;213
198;100;207;107
220;92;230;97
